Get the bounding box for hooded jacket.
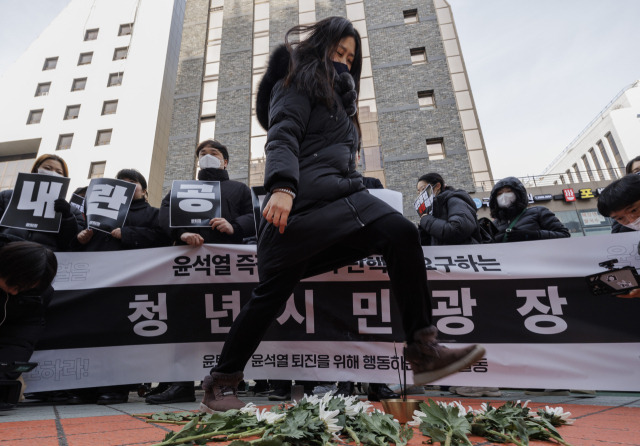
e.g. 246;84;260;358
418;186;482;246
159;168;255;245
254;45;397;274
0;189;83;251
489;177;570;243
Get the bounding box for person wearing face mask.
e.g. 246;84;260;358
0;241;58;410
597;173;640;298
152;140;255;405
0;154;83;252
608;156;640;234
489;177;570;243
197;17;484;413
159;139;255;248
416;173;483;246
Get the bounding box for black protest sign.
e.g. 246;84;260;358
169;180;221;228
0;173;70;233
85;178;136;233
250;186;267;240
70;194;85;214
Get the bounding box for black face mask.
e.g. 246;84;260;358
332;61;350;75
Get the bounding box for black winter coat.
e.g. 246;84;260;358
0;189;82;251
418;187;482;246
159;168;255;245
611;220;633;233
489;177;570;243
79;198;170;251
255;45;397;274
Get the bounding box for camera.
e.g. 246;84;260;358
586;258;640;295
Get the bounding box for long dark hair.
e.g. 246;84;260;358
284;17;362;109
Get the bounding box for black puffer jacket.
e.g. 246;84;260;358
159;168;255;245
489;177;570;243
0;189;83;251
418;187;482;246
611;220;633;233
78;198;170;251
254;45;397;274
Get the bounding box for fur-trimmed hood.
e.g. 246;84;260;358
256;45;290;132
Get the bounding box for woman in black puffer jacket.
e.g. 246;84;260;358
416;173;482;246
489;176;570;243
199;17;483;413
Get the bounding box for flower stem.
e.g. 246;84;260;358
444;430;452;446
486;429;525;446
226;427;266;440
345;426;361;445
548;432;574;446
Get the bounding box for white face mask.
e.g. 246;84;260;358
199;154;222;169
38;167;63;177
497;191;516;208
623;216;640;231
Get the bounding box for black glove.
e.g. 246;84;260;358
505;229;540;242
335;72;357;117
54;198;72;217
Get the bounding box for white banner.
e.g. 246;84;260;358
23;232;640;392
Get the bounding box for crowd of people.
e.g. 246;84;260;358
0;16;637;411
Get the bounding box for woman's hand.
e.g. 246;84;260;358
77;228;94;244
263;191;293;234
180;232;204;246
210;218;234;235
617;289;640;298
111;228;122;239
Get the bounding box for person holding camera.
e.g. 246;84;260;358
597;173;640;298
0;241;58;410
488;177;570;243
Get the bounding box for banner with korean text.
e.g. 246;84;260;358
23;232;640;392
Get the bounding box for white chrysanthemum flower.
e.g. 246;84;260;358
543;406;574;424
255;408;286;425
345;400;372;417
473;402;489;415
407;409;427;427
240;402;258;415
451;401;469;417
319;402;342;434
516;399;530;408
304;394;322;406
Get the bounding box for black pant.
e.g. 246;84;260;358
215;213;432;374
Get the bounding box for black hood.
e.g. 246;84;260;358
438;186;476;209
256;45;290;131
489;176;528;220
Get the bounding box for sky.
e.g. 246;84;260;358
1;0;639;179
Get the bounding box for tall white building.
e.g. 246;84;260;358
0;0;185;204
542;80;640;185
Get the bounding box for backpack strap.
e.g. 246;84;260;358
503;209;527;242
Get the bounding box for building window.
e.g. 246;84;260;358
57;134;73;150
95;129;112;146
418;90;435;110
27;109;43;125
101;100;118;115
113;47;128;61
64;105;80;120
71;77;87;91
403;9;418;24
84;28;99;41
118;23;133;36
89;161;106;179
410;47;427;65
43;57;58;71
426;138;445;160
78;52;93;65
108;72;123;87
35;82;51;97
